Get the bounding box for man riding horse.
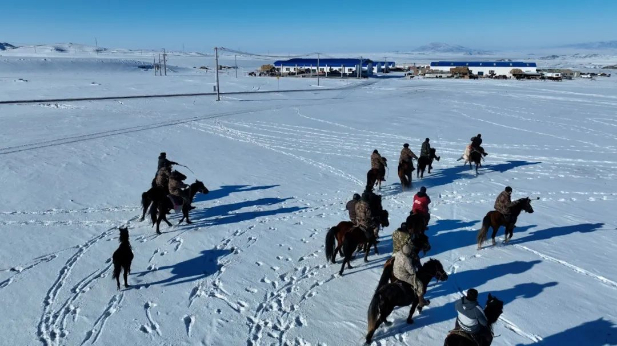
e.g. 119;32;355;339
400;143;417;169
392;222;410;253
157;152;178;172
371;149;387;182
346;193;361;225
412;186;431;230
454;288;490;345
355;193;377;241
471;134;487;157
495;186;516;224
393;243;430;307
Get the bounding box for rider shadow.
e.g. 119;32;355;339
132;248;231;287
516;318;617;346
454;260;542;292
488;281;558;305
188;197;306;227
509;223;605;245
193;184;279;203
419;160;541;189
428;219;536;256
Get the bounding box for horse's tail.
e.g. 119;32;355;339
112;261;121;281
367;291;381;334
141;192;150;213
325;227;338;262
149;198;158;226
377;258;394;291
477;213;491;246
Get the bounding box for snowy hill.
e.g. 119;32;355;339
0;42;17;50
561;40;617;50
412;42;492;55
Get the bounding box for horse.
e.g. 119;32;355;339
466;150;482;175
325;209;390;264
444;294;504;346
398;160;413;190
149;180;209;234
477;197;535;249
417;148;440;178
367;157;387;191
140;186;167;222
112;227;134;290
366;259;448;343
406;212;429;236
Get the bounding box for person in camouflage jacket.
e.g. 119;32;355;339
399;143;418;164
494;186;516;223
155;166;171;192
355;195;375;239
346;193;361;224
392;222;410;254
393;243;429;307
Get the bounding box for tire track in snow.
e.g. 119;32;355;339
513;244;617;289
80;293;124;345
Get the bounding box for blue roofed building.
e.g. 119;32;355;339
272;58;396;77
429;61;538;77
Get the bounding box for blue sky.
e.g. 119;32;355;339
1;0;616;53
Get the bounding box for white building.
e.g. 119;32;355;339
273;58;394;77
429;61;537;77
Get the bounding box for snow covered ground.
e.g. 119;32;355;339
1;54;616;346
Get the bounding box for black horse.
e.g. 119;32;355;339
367;157;387;191
112;227;134;290
337;210;389;276
366;259;448;343
444;294;504;346
467;150;482;175
477;197;535;249
417;148;440;178
149;180;209;234
141;170;187;222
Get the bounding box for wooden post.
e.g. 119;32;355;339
163;49;167;76
154;57;157;76
214;47;220;101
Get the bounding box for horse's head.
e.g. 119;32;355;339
519;197;535;214
412;233;431;255
424;258;448;282
484;294;504;324
118;227;130;243
192;180;209;195
379;209;390;228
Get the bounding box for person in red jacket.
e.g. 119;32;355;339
412;186;431;230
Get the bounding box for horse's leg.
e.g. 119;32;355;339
491;224;499;246
373;239;379;256
407;300;419;324
123;266;130;288
140;198;150;222
183;203;192;224
333;241;342;263
162;211;172;227
505;225;514;243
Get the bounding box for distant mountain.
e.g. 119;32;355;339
561;40;617;50
0;42;17;50
412;42;492;55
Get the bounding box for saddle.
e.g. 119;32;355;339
447;329;478;346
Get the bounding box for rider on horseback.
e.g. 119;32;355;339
157;152;178;172
355;193;376;241
155;166;172;192
371;150;387;182
400;143;418;168
470;134;487;157
412;187;431;230
346;193;361;224
168;170;192;210
454;289;489;344
392;222;410;253
393;243;429;307
495;186;516;224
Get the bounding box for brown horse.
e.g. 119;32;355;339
149;180;209;234
466;150;483;175
376;233;432;290
398;160;413;190
444;294;504;346
367;157;387;191
406;212;429;236
325;210;389;265
366;259;448;343
477;197;535;249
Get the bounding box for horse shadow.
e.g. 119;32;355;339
428;219;536;256
509;223;605;245
189;197;306;227
516;318;617;346
453;260;542;290
133;248;231;287
488;281;558;304
193;184;279;203
416;160;541;189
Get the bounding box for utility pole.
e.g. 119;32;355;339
235;54;238;78
358;56;363;79
95;37;98;54
214;47;220;101
158;54;161;77
163;49;167;76
153;56;156;76
384;57;387;73
317;53;320;86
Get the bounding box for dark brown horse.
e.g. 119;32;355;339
366;259;448;343
466;150;482;175
149;180;209;234
444;294;504;346
406;212;428;236
377;233;432;290
325;209;390;264
398;160;413;190
367;157;387;191
477;197;536;249
417;148;440;178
